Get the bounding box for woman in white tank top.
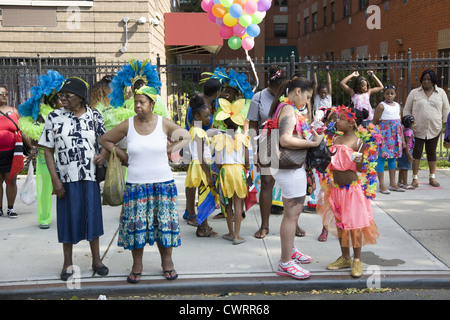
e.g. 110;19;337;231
100;86;190;283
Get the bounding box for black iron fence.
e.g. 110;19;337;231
1;50;449;159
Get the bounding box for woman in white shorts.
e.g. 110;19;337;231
267;77;324;280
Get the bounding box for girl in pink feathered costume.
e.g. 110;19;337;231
317;106;379;278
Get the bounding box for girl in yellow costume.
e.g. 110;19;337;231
212;98;250;245
184;95;218;237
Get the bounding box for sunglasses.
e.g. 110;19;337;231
0;92;8;97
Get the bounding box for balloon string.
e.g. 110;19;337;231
245;49;259;91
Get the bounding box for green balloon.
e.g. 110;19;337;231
220;0;233;8
251;11;266;24
228;36;242;50
239;14;252;27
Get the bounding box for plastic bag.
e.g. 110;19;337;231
20;162;36;205
102;148;125;206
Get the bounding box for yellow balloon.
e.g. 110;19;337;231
223;13;237;27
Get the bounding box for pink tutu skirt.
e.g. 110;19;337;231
317;181;379;248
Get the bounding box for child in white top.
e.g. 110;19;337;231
212;98;250;245
373;84;403;193
313;65;332;112
340;70;383;127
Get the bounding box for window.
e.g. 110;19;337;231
274;23;288;37
323;6;327;27
312;12;317;31
359;0;369;10
331;2;335;23
0;1;93;6
274;0;288;5
1;6;57;27
343;0;351;17
304;16;309;34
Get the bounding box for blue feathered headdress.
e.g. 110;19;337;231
18;70;65;121
200;67;254;100
109;58;161;108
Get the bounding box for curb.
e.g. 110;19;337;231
2;274;450;300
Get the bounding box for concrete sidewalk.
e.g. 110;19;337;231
0;169;449;299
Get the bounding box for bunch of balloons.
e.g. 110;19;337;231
202;0;272;51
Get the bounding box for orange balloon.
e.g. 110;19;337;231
212;3;227;18
233;0;246;9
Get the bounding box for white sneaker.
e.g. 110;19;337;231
292;247;313;264
277;260;311;280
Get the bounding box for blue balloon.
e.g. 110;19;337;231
229;4;243;19
213;0;221;4
246;24;260;37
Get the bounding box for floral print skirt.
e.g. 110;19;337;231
378;119;403;158
118;180;181;250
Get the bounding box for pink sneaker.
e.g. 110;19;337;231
292;247;313;264
277;260;311;280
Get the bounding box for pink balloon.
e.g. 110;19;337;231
257;0;272;12
244;0;257;15
201;0;214;12
219;25;234;39
233;24;246;37
242;36;255;51
216;17;225;26
208;11;217;23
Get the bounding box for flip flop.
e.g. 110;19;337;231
388;186;405;192
127;272;142;284
232;238;246;245
254;227;269;239
379;189;391;194
222;234;234;241
295;225;306;237
163;269;178;280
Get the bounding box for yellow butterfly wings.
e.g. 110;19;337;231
215;98;246;127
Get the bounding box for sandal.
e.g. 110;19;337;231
186;212;199;227
254;227;269;239
163;269;178;280
213;212;225;219
388;186;405;192
127;272;142;284
92;264;109;277
60;270;74;282
411;179;419;188
318;227;328;242
295;225;306;237
196;225;218;237
429;178;440;187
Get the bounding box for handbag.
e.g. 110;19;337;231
259;103;307;169
102;147;125;206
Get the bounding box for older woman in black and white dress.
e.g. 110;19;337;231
39;77;109;281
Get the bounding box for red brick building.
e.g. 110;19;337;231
266;0;450;60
